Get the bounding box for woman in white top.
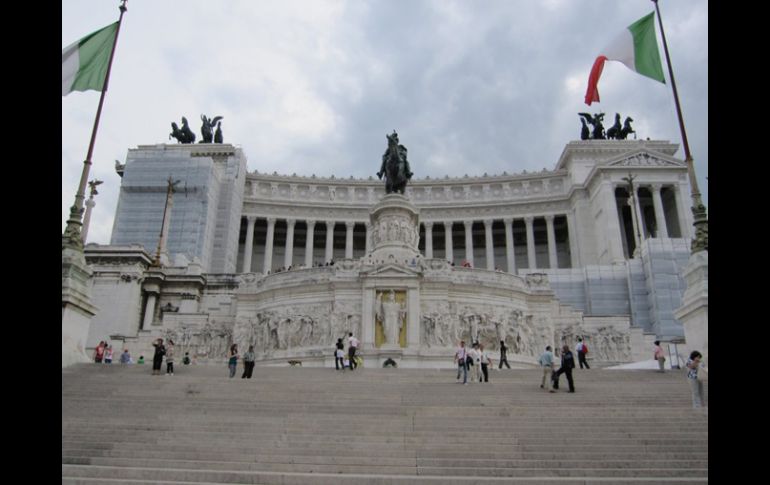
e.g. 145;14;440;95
479;344;493;383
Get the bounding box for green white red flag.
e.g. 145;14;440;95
585;12;666;106
62;22;119;96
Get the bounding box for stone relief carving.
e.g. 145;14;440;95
164;320;234;360
556;324;631;362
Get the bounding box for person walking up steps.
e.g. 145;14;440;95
165;340;175;375
228;344;239;378
347;332;360;371
455;340;468;385
576;337;590;369
335;338;345;371
552;344;576;393
151;338;165;376
686;351;706;409
479;343;493;382
539;346;555;392
242;345;256;379
654;340;666;373
498;340;511;369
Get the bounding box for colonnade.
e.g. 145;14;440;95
240;214;575;275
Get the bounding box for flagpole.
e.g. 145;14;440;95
62;0;128;250
651;0;708;254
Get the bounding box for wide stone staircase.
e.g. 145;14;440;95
62;363;708;484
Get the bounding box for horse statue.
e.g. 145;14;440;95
606;113;622;139
578;112;606;140
169;116;196;144
377;130;413;194
618;117;635;140
200;114;223;143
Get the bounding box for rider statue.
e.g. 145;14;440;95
377;130;413;194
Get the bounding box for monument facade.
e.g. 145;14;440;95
84;139;696;367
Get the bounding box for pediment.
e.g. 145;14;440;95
605;149;686;168
361;263;420;278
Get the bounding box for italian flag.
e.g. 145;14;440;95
62;22;118;96
584;12;665;106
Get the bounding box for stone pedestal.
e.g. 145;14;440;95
62;247;98;367
673;251;708;370
368;194;420;265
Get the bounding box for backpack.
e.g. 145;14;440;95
581;344;588;355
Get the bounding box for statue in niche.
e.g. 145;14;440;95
377;290;406;345
377;130;413;194
199;114;223;143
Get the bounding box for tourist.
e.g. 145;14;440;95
552;344;576;392
576;337;590;369
347;332;360;371
183;352;191;365
468;342;482;382
498;340;511;369
93;341;106;363
654;340;666;373
539;345;555;392
104;345;114;364
479;343;493;382
119;349;132;364
686;351;705;408
228;344;239;378
335;338;345;370
165;339;175;375
137;355;145;364
151;338;166;376
455;340;468;384
242;345;256;379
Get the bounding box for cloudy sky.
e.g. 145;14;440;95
62;0;708;245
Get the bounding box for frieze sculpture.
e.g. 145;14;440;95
377;130;413;194
577;112;606;140
200;114;223;143
169;116;196;144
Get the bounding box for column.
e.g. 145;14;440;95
424;222;433;259
365;223;372;255
241;216;256;273
284;219;296;268
566;212;580;268
141;292;158;329
627;195;642;253
345;221;355;259
604;182;627;263
464;220;474;267
632;186;647;239
545;215;558;269
82;198;95;244
305;220;316;267
325;220;335;263
525;216;536;269
674;184;692;239
650;184;669;238
263;217;276;274
483;219;494;270
444;222;453;263
504;218;515;273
